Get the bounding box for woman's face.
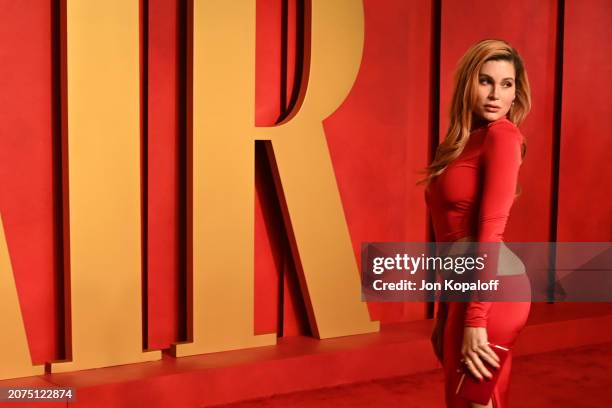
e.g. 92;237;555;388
473;59;516;122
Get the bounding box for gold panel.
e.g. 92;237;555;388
51;0;160;372
0;215;44;379
173;0;276;357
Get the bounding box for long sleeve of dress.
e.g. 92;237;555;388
464;124;523;328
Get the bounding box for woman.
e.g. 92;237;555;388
420;39;532;407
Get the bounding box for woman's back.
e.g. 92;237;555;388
425;117;524;244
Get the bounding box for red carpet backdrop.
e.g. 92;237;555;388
0;0;610;406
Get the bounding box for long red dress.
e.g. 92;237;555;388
425;116;532;407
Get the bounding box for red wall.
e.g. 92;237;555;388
0;0;61;364
557;0;612;242
146;0;184;351
0;0;609;365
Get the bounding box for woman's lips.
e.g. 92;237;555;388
484;105;501;112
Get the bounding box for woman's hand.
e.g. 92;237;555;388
461;326;500;380
431;318;445;364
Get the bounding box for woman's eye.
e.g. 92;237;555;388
504;82;513;87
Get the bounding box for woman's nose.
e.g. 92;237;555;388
488;85;501;100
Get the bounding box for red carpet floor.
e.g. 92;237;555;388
2;304;610;407
215;341;612;408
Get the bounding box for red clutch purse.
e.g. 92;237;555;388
455;342;510;405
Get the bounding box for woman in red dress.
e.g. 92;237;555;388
421;39;532;407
